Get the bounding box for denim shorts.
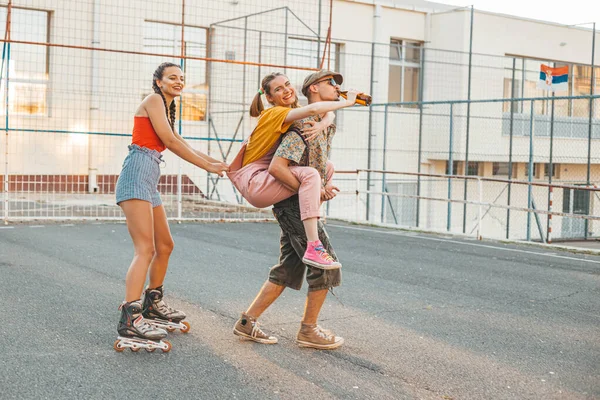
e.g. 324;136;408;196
115;144;163;208
269;195;341;292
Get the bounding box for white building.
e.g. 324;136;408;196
0;0;598;239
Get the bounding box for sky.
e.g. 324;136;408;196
442;0;599;27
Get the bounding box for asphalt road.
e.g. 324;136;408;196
1;221;598;400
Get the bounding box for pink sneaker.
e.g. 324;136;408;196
302;240;342;270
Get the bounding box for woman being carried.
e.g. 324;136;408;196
228;72;357;270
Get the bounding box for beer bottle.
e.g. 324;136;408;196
340;91;372;106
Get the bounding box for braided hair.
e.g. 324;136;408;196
152;62;180;132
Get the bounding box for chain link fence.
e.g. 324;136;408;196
0;1;598;242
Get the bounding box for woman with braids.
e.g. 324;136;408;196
113;62;229;350
228;72;358;270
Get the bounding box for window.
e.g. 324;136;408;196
466;161;480;176
572;65;600;118
445;160;460;175
0;7;50;116
286;37;340;104
525;162;547;179
502;77;521;113
144;21;208;122
543;163;559;178
492;162;510;176
523;163;560;179
388;39;421;105
563;187;590;215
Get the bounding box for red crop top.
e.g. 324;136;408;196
131;116;166;152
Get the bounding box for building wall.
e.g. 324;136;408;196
0;0;598;236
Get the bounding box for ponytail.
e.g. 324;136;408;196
249;72;288;117
249;91;264;117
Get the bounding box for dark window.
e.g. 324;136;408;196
466;162;479;176
446;160;459;175
493;162;509;176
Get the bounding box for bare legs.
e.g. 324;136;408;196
244;281;328;326
120;200;174;301
303;218;319;242
245;281;285;319
148;205;174;288
301;289;327;325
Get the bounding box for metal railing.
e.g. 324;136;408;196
330;169;600;243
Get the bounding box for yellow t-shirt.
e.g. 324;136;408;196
242;106;293;166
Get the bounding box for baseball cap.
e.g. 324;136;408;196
301;70;343;96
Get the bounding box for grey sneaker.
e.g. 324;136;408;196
296;323;343;350
233;313;278;344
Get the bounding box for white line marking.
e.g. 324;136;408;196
328;224;600;265
0;226;14;229
60;224;75;227
29;225;45;228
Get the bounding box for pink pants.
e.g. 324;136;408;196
230;157;334;221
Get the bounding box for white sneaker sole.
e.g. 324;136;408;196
296;337;344;350
233;328;278;344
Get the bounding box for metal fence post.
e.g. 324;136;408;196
206;24;214;198
506;57;516;239
177;6;185;220
416;46;425;227
462;5;475;233
526;100;535;241
243;16;248;136
366;41;376;221
380;105;388;223
316;0;322;68
547;186;553;244
2;35;10;224
585;22;596;240
283;11;288;72
177;159;183;220
447;103;454;231
477;176;483;240
547;93;555;237
355;170;361;221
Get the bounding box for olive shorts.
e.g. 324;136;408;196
269;195;342;292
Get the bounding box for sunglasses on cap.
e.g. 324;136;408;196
313;77;338;87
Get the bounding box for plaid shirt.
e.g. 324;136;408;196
274;115;336;185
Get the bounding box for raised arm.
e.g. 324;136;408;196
283;90;358;125
144;94;228;176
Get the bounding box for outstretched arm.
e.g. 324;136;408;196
145;94;229;176
172;130;223;164
283;90;358;125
